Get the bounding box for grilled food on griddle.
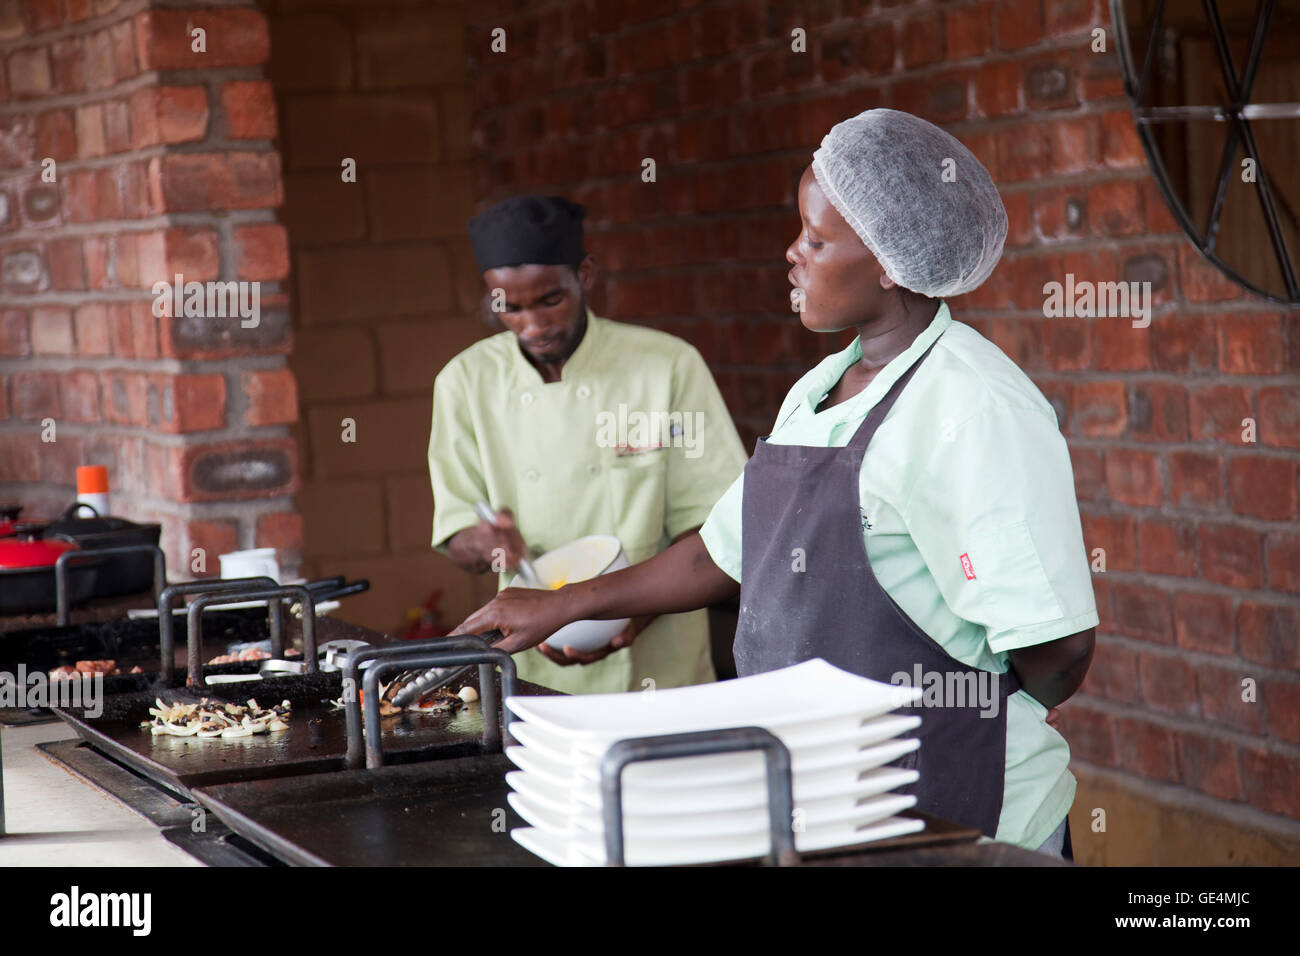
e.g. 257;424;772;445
50;660;142;680
207;646;300;665
140;697;292;738
207;647;269;665
328;675;473;717
403;685;462;714
379;674;463;717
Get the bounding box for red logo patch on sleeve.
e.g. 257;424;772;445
959;553;976;580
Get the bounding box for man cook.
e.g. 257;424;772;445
428;195;748;695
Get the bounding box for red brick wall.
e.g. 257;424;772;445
0;2;299;578
465;0;1300;838
265;0;491;633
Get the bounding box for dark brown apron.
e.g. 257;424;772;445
733;335;1020;837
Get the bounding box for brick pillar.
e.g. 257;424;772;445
0;0;301;579
266;0;485;633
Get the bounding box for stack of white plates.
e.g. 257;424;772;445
505;658;927;866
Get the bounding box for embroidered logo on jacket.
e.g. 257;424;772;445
614;443;667;457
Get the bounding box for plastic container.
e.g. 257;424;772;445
74;465;110;519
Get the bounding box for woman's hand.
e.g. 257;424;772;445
451;586;577;656
452;532;737;662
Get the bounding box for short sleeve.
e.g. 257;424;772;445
663;346;749;540
699;470;745;583
428;363;486;552
900;403;1099;653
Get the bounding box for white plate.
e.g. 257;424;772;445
507;725;921;792
508;766;919;828
508;712;914;764
505;742;919;810
558;711;901;757
508;711;920;783
507;763;919;817
511;825;591;867
508;788;916;841
567;710;919;760
506;659;920;741
506;712;880;763
510;814;927;867
504;742;903;802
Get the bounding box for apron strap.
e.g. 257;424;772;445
1002;662;1023;696
847;334;943;452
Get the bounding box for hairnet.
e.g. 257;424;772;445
810;109;1007;298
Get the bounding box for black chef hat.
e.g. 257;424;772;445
467;195;587;271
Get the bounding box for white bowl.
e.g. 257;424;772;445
218;547;281;583
508;534;631;654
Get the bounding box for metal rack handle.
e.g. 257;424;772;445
185;586;316;689
155;577;279;686
54;543;166;626
341;635;490;769
359;646;516;768
599;726;799;868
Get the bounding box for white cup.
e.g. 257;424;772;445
219;548;281;583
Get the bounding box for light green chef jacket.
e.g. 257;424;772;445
699;301;1099;851
430;309;748;695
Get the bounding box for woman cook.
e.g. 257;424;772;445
457;109;1098;856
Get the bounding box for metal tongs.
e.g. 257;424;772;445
388;629;504;709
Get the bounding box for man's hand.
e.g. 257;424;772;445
445;508;528;575
538;614;657;667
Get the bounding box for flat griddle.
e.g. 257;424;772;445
192;752;546;866
1;590;165;725
0;588;157;634
0;576;365;679
51;633;554;799
0;607;270;674
0;608;275;726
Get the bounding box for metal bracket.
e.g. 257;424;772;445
340;635;489;769
155;577;278;686
598;726;799;867
185;586;317;689
55;543;166;626
356;644;516;769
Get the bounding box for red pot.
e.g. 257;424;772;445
0;537;100;616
